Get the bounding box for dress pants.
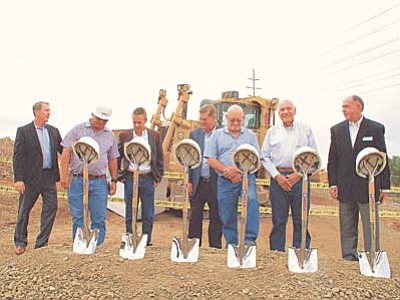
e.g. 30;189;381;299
14;169;58;248
339;200;380;260
188;178;222;248
269;175;311;251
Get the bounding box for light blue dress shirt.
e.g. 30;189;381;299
261;121;317;178
35;123;52;169
204;126;261;175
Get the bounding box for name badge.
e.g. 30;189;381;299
362;136;373;142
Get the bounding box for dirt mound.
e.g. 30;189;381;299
1;190;400;299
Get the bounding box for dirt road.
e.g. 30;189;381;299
1;190;400;299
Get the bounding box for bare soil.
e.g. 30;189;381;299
0;188;400;299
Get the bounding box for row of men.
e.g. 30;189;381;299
13;95;390;263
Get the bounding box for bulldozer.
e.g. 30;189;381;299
150;84;279;207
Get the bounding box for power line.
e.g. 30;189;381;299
326;2;400;42
321;35;400;69
327;67;400;89
321;48;400;77
360;82;400;94
330;73;400;93
323;17;400;56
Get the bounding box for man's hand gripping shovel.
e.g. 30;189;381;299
227;144;261;268
170;139;201;263
71;137;100;255
356;147;390;278
288;146;321;273
119;140;151;260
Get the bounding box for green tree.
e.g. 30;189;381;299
388;155;400;187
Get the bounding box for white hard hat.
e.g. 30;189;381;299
232;144;260;174
72;136;100;164
93;104;112;120
356;147;387;178
292;146;321;175
174;138;202;169
124;139;152;168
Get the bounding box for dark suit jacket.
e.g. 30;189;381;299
188;127;219;199
13;121;62;185
327;117;390;203
117;128;164;183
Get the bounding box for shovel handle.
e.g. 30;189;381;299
83;163;91;240
131;169;140;245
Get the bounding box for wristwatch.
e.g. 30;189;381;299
111;179;117;183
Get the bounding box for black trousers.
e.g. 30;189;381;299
14;170;58;248
188;179;222;248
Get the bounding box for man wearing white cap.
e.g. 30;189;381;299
60;104;119;246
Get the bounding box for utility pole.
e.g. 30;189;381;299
246;68;261;96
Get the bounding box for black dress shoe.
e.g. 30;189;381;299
343;255;359;261
146;243;153;247
210;245;222;249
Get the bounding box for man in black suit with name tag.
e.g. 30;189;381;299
327;95;390;261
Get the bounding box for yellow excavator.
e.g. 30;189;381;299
151;84;279;206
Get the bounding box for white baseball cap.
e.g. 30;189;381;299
93;104;112;120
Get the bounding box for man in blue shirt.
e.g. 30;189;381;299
205;104;261;247
261;99;318;252
13;101;62;255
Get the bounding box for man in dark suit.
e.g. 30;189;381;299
328;95;390;261
117;107;164;246
188;104;222;249
13;101;62;255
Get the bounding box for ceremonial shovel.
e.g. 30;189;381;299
119;139;151;260
227;144;260;268
356;147;390;278
72;137;100;255
171;139;201;263
288;146;321;273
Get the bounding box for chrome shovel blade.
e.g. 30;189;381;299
170;237;199;263
227;244;256;268
288;247;318;273
119;232;148;260
72;227;99;255
358;251;391;279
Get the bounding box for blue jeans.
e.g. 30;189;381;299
68;177;108;245
269;174;311;251
124;173;154;244
217;174;259;246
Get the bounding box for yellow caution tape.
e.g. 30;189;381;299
1;184;399;218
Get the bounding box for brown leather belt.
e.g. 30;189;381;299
73;174;107;180
127;171;153;179
276;167;294;173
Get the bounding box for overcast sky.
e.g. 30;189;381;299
1;0;399;167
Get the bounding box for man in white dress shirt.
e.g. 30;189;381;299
261;100;318;251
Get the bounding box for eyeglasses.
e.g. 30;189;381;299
228;118;243;123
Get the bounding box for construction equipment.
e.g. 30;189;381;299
288;146;321;273
149;86;279;208
119;139;151;260
150;89;168;131
356;147;390;278
171;139;201;263
71;137;100;255
227;144;261;268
